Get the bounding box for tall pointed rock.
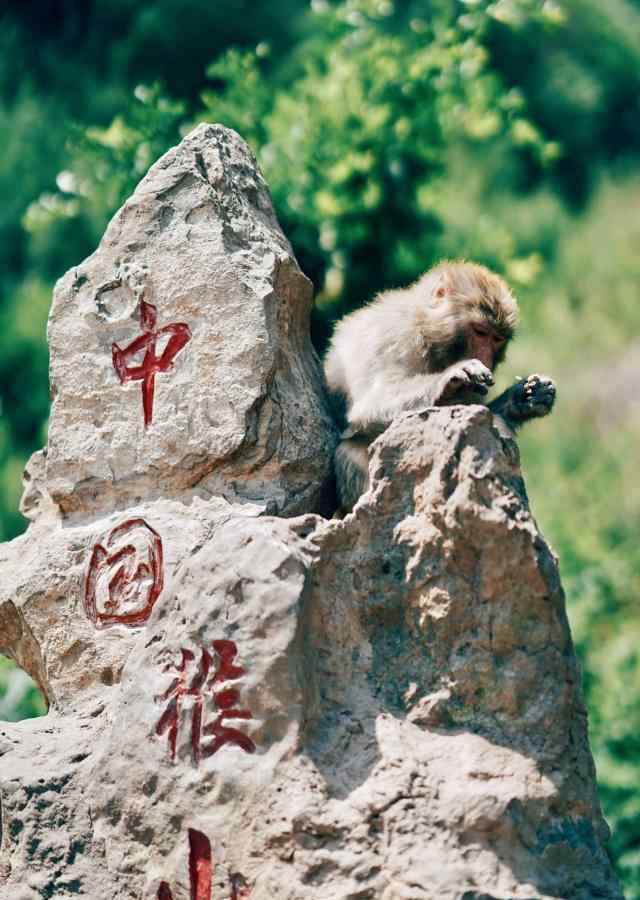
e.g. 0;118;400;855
41;122;335;521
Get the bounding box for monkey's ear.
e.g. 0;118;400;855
432;266;456;302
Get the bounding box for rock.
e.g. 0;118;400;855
0;496;265;711
0;124;621;900
41;122;335;521
301;407;618;899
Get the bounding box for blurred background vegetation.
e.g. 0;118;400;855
0;0;638;891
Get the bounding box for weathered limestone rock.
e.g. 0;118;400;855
301;407;617;899
41;122;335;520
0;124;621;900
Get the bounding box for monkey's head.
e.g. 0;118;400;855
423;260;518;372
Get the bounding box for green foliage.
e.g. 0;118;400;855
511;179;640;893
1;0;640;894
67;86;188;247
38;0;561;351
0;655;47;721
197;0;558;345
486;0;640;204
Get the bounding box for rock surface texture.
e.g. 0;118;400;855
42;122;334;520
0;125;622;900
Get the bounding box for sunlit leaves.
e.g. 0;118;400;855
195;0;552;314
0;656;47;721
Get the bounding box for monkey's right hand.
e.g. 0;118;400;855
437;359;494;403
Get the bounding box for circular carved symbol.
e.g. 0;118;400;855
84;518;164;628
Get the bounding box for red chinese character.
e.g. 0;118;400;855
201;640;256;760
155;648;196;761
157;830;251;900
189;829;213;900
112;300;191;427
157;829;212;900
84;518;164;628
156;640;256;764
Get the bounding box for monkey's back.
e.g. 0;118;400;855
324;283;430;407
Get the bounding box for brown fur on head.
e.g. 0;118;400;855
417;260;519;371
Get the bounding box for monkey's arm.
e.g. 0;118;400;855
489;374;556;430
347;359;494;431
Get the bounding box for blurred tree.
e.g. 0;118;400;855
0;655;47;721
65;0;560;348
0;0;307;106
486;0;640;204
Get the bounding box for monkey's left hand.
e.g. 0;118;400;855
508;374;556;421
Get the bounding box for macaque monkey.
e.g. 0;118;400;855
324;260;556;511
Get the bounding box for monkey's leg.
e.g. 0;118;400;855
335;438;370;512
489;374;556;430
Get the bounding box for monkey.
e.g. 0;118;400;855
324;260;556;511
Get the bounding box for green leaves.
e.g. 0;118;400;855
195;0;550;323
0;655;47;721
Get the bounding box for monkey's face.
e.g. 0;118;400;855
466;322;509;371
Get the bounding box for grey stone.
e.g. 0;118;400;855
41;122;335;521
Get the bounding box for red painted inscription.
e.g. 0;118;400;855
156;829;212;900
189;829;213;900
112;299;191;426
156;640;256;764
156;829;251;900
84;518;164;628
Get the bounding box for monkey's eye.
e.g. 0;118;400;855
472;325;490;337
